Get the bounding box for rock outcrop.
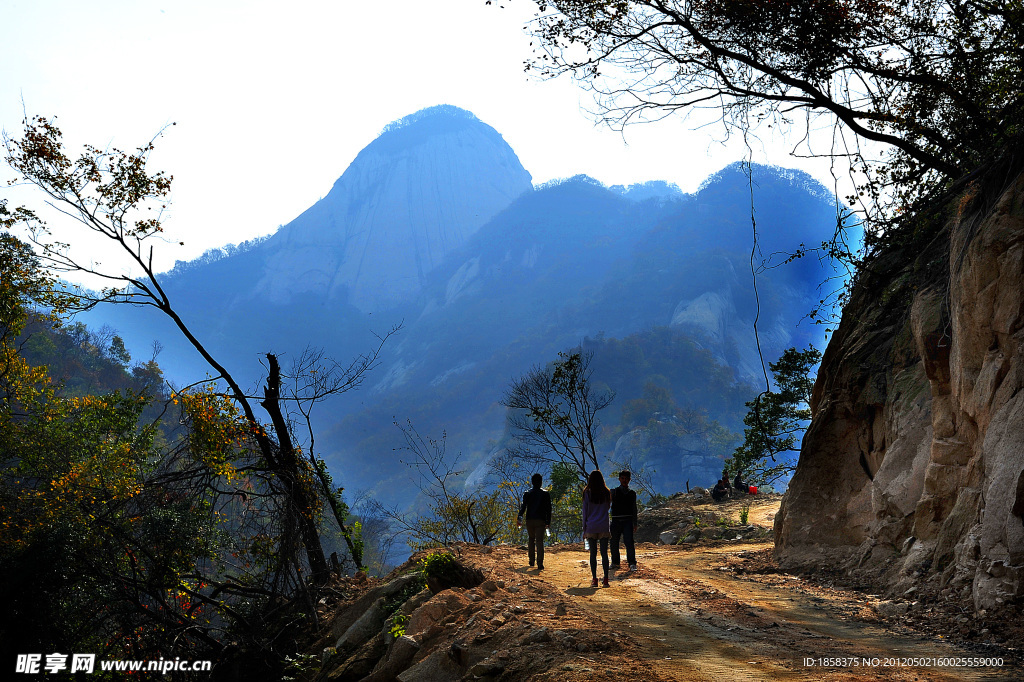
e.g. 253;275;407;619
668;256;795;384
314;546;638;682
775;161;1024;612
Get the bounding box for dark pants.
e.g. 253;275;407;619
525;519;546;567
610;518;636;566
588;537;609;578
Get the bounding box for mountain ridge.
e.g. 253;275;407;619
84;108;851;505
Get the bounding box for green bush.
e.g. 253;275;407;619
419;551;459;582
389;613;410;640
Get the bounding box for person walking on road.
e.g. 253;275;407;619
517;473;552;570
582;470;612;588
610;470;638;572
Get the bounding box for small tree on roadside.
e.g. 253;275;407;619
727;345;821;486
371;421;515;550
547;460;583;542
501;349;615;479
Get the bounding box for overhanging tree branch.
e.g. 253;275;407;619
518;0;1024;217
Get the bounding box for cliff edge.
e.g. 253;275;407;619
775;157;1024;614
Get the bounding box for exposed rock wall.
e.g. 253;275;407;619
775;167;1024;611
668;255;797;384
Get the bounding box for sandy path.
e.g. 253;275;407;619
522;542;1014;681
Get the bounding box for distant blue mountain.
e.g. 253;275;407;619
90;105;533;384
86;106;857;502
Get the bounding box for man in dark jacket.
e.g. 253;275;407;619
610;470;639;572
733;470;750;494
712;475;730;502
517;473;552;570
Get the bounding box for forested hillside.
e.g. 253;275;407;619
1;208;367;677
18;318;165;400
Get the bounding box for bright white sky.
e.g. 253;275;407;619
1;0;856;275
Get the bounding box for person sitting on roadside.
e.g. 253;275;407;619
712;475;730;502
733;470;751;494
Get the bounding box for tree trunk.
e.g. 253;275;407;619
261;353;329;583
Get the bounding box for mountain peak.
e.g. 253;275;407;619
358;105;502;160
377;104;481;136
253;107;533;311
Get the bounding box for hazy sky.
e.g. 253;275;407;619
2;0;854;274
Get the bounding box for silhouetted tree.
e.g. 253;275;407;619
4;118;395;582
502;349;615;477
727;345;821;485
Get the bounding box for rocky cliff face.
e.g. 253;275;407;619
668;262;797;384
253;105;533;312
775;164;1024;613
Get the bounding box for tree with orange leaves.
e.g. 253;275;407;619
4;117;395;583
2;120;394;675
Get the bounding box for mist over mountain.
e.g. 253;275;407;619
328;165;849;498
87;105;854;503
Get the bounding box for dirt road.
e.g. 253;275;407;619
522;542;1014;681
